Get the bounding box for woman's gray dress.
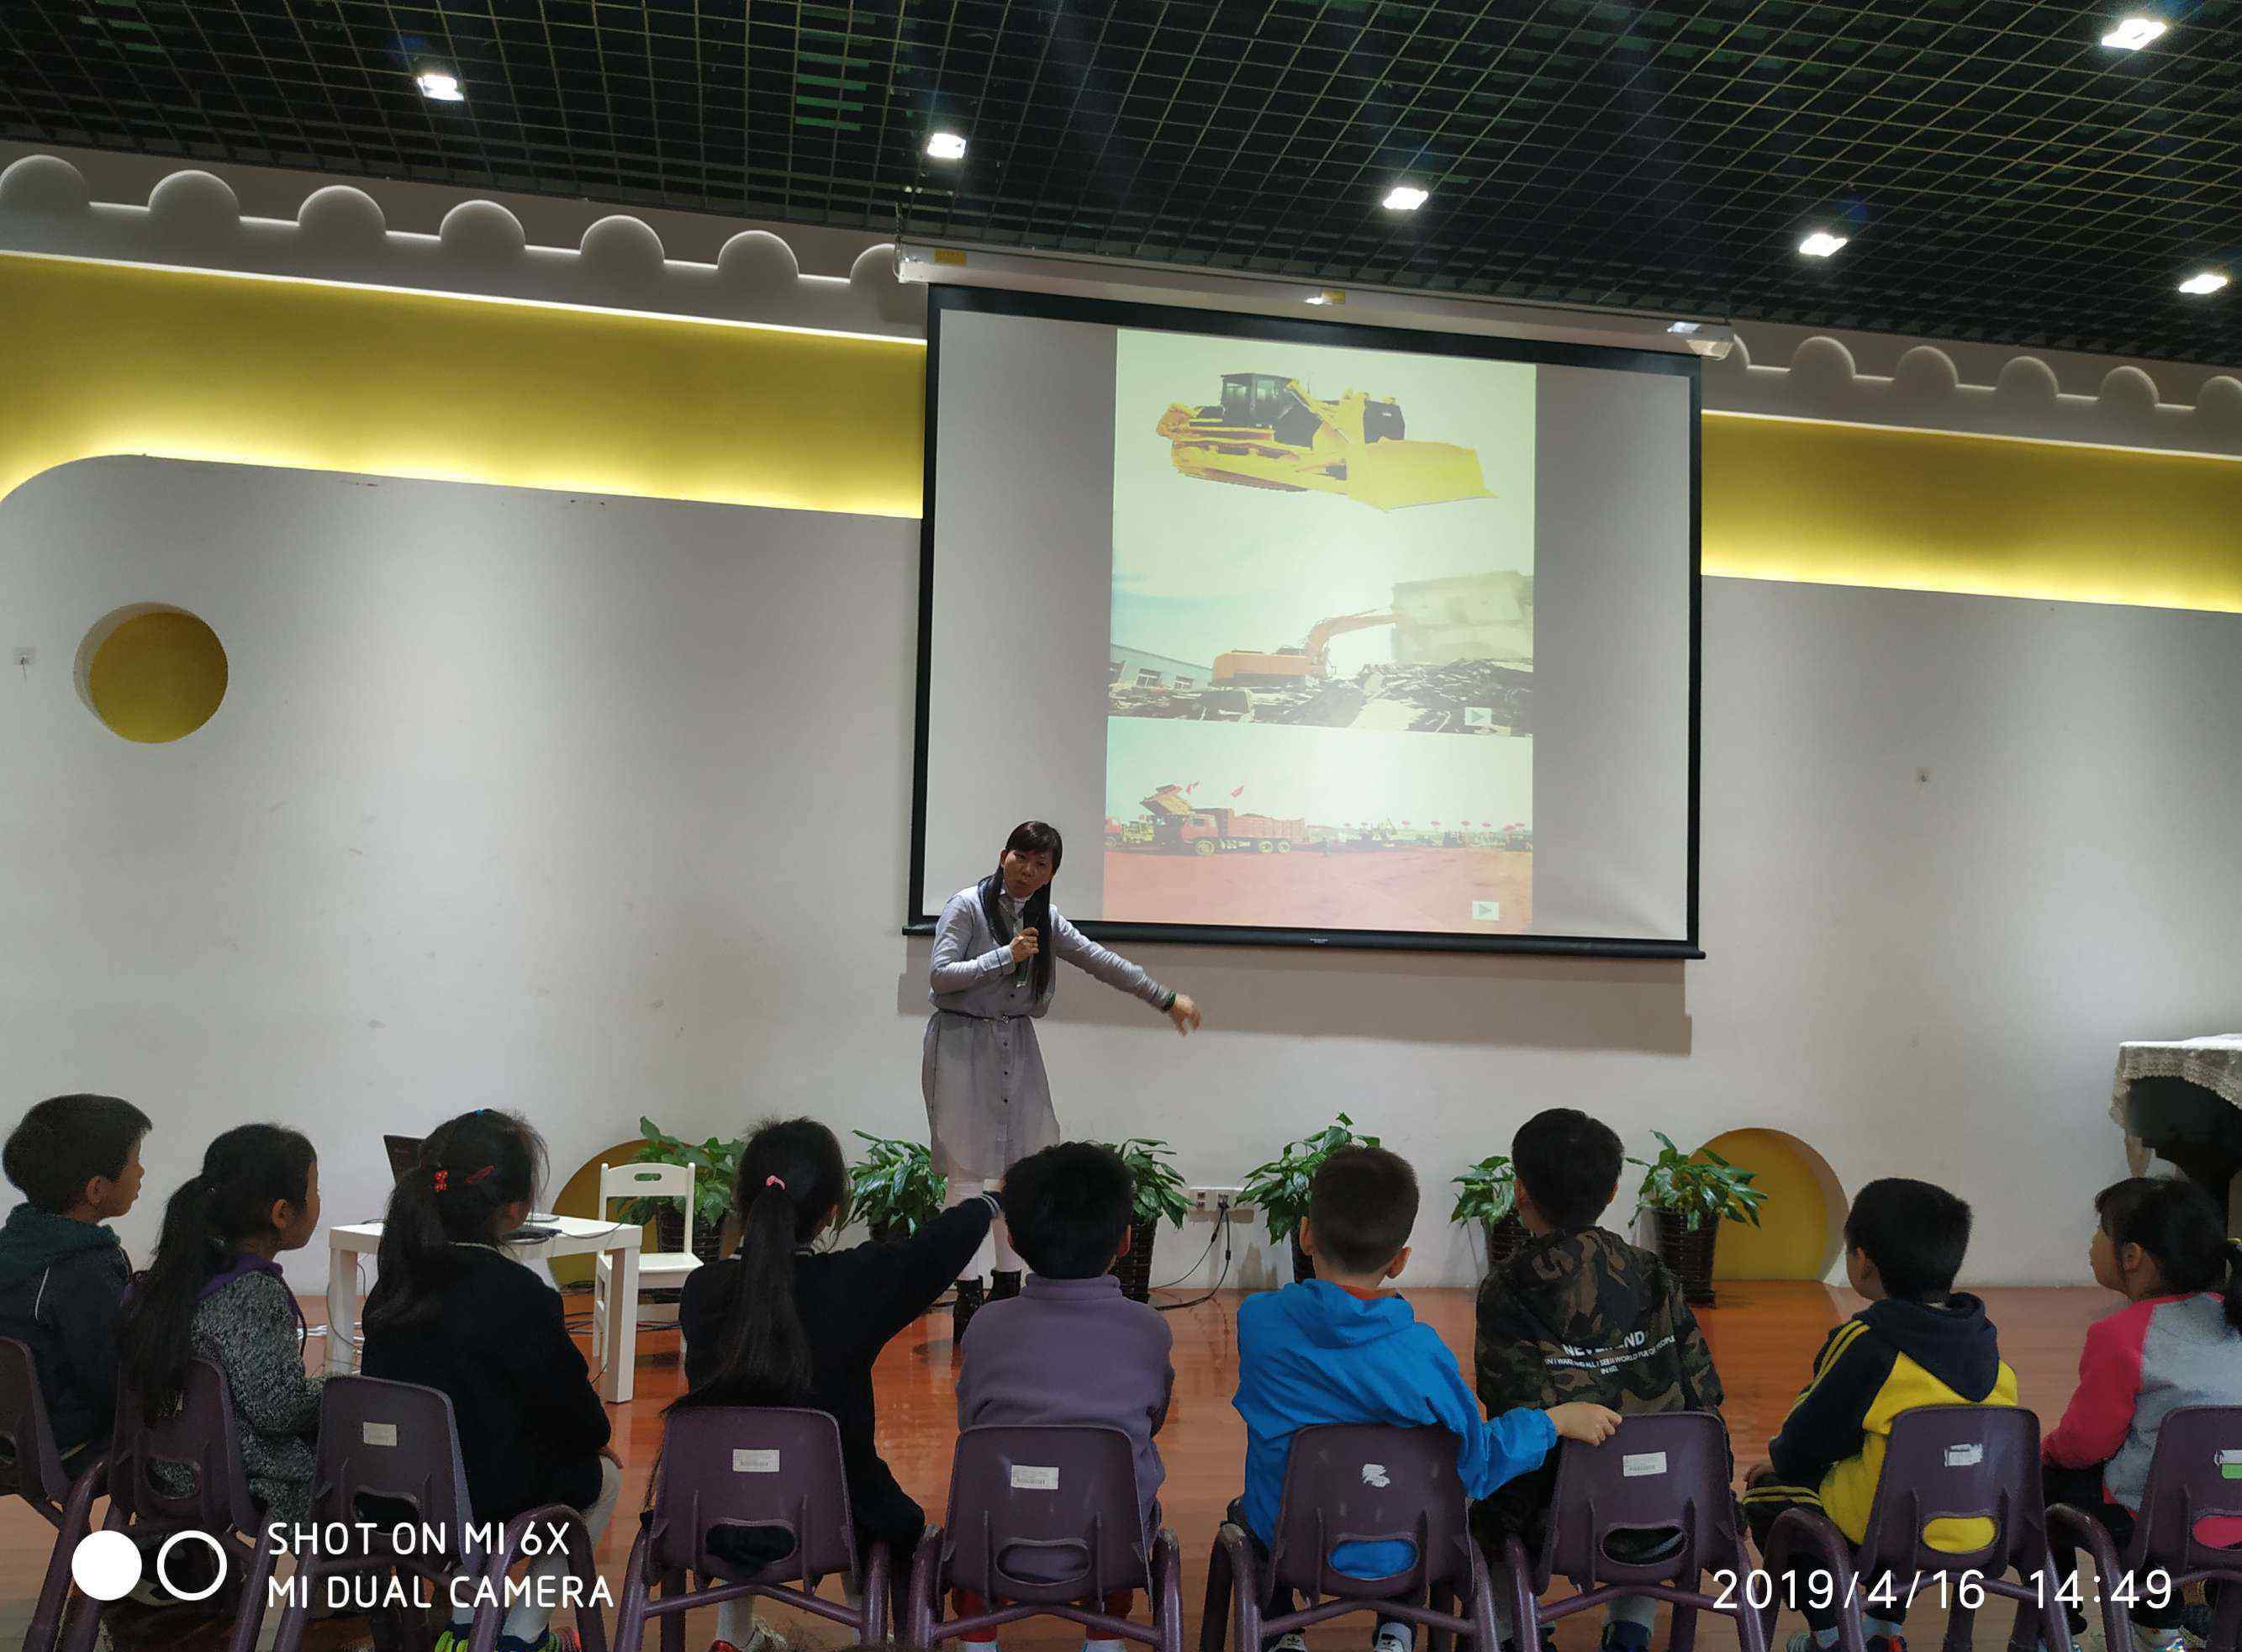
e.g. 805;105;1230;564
921;883;1173;1181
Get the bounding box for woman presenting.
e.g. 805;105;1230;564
924;820;1201;1335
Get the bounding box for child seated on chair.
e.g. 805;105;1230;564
1742;1177;2016;1652
952;1141;1175;1652
0;1093;151;1464
1473;1109;1728;1652
1235;1146;1621;1652
2042;1177;2242;1652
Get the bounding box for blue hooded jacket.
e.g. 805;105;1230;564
1235;1280;1557;1576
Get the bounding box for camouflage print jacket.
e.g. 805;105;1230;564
1470;1227;1726;1544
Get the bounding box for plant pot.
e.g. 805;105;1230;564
1653;1211;1719;1306
1483;1211;1530;1270
1109;1217;1159;1302
652;1206;728;1265
1290;1232;1316;1283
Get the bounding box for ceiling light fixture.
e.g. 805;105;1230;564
2178;272;2229;296
416;71;465;103
1667;321;1701;335
926;131;967;161
1798;230;1849;258
2100;16;2168;49
1382;185;1429;213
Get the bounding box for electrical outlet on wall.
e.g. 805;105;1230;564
1190;1185;1253;1222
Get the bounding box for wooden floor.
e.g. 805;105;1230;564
0;1281;2110;1652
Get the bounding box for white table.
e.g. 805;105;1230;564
324;1214;646;1403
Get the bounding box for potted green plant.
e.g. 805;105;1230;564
623;1118;743;1266
1630;1132;1768;1306
1452;1153;1529;1270
847;1131;947;1246
1096;1138;1192;1302
1238;1113;1380;1283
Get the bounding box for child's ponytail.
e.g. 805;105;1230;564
117;1124;317;1415
2096;1176;2242;1329
674;1118;847;1411
365;1110;544;1337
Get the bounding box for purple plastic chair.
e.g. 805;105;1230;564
54;1356;279;1652
2049;1406;2242;1652
1756;1405;2071;1652
266;1375;610;1652
0;1337;102;1652
1501;1413;1770;1652
615;1407;891;1652
907;1423;1183;1652
1201;1425;1501;1652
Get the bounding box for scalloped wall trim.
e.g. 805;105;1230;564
8;153;2241;461
1704;335;2242;462
0;153;922;341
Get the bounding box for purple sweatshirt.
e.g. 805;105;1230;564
957;1272;1175;1541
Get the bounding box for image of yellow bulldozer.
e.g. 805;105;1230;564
1153;371;1492;511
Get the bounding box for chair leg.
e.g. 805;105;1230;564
1462;1540;1501;1652
1502;1536;1540;1652
1672;1597;1701;1652
225;1529;282;1652
1428;1577;1457;1652
1944;1601;1978;1652
612;1525;655;1652
658;1570;688;1652
1156;1528;1186;1652
269;1554;318;1652
2212;1579;2242;1652
906;1529;945;1649
863;1540;893;1644
1202;1538;1236;1652
29;1464;107;1652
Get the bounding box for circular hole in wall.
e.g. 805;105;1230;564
1701;1127;1847;1282
76;605;229;743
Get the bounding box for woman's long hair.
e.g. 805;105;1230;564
981;820;1064;1001
672;1118;847;1410
2097;1176;2242;1330
116;1123;317;1415
364;1110;545;1337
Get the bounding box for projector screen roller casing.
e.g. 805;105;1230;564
910;286;1701;958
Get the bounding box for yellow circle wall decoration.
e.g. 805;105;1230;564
83;609;229;743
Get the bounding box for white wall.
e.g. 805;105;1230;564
3;457;2237;1293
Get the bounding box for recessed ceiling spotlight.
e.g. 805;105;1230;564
1382;185;1429;212
1305;288;1346;307
926;131;967;161
1798;230;1849;258
2178;271;2229;296
1667;321;1701;335
2100;16;2168;49
416;70;465;103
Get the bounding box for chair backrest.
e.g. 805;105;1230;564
1854;1405;2046;1581
600;1161;696;1254
108;1357;262;1536
647;1407;859;1584
1269;1424;1470;1600
2129;1406;2242;1573
310;1377;476;1568
0;1337;71;1516
942;1425;1148;1605
1532;1412;1744;1592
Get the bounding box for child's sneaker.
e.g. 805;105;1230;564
1374;1623;1415;1652
493;1632;579;1652
1268;1635;1310;1652
2131;1629;2191;1652
1601;1624;1654;1652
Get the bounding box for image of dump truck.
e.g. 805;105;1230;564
1154;372;1493;511
1126;784;1308;855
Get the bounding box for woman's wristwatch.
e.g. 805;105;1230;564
1159;988;1178;1013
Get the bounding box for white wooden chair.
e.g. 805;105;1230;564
592;1161;704;1363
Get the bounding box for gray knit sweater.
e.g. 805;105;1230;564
150;1271;324;1526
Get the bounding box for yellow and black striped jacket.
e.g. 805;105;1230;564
1743;1294;2017;1548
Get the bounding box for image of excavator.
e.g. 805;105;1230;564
1213;609;1397;687
1153;372;1492;511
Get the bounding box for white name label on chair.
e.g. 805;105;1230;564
362;1422;398;1448
1360;1464;1390;1488
1944;1444;1983;1468
2218;1450;2242;1477
733;1450;781;1473
1622;1453;1667;1478
1011;1465;1060;1491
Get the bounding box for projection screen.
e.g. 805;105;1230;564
910;286;1700;958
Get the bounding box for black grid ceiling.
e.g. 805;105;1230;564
3;2;2239;364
